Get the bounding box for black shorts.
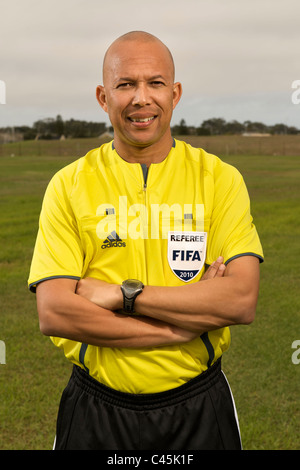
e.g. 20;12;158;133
54;358;242;450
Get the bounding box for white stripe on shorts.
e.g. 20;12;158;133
222;371;243;449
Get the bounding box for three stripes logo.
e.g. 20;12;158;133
101;231;126;249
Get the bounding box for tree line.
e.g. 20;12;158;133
2;115;111;140
1;115;299;141
173;118;299;136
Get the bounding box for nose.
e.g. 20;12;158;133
132;82;151;106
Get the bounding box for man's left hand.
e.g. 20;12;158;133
201;256;226;281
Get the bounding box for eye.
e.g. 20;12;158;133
116;82;133;89
151;81;165;87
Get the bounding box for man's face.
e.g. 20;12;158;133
97;40;182;151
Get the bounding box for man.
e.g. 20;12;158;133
28;31;263;450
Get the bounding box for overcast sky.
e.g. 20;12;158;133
1;0;300;129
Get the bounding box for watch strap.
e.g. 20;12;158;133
123;295;136;313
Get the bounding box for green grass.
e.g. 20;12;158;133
221;153;300;450
0;145;300;450
0;154;74;450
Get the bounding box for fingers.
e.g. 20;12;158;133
201;256;226;280
213;256;226;277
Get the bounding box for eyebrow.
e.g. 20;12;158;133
115;75;167;83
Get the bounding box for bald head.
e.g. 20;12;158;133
96;30;182;160
102;31;175;83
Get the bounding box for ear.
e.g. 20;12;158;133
96;85;108;113
172;82;183;110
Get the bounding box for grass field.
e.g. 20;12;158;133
0;136;300;450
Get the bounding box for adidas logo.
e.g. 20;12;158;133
101;231;126;249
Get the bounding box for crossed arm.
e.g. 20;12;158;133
36;256;260;349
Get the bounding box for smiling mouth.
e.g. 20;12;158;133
128;116;156;123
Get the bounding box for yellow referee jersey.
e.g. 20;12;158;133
28;139;263;393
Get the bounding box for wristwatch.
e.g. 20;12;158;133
120;279;144;314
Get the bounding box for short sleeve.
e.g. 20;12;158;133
28;170;83;292
206;161;264;266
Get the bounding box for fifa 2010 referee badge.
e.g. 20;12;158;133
167;231;207;282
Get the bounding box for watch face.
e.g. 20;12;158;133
122;279;144;298
126;280;142;289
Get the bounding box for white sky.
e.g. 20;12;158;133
1;0;300;128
